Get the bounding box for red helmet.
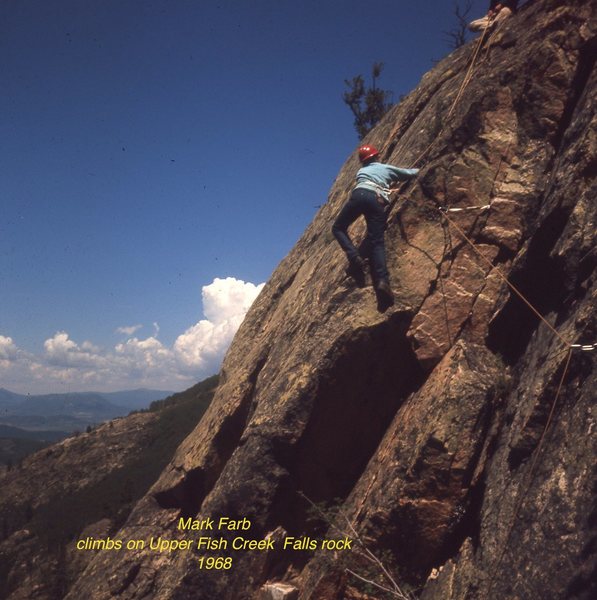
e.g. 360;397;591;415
358;145;380;163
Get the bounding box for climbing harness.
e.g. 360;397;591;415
356;180;395;200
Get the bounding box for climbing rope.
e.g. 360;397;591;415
384;19;492;170
442;204;490;213
377;20;489;171
350;12;593;572
385;5;591;589
485;346;574;598
435;201;593;597
438;206;592;353
570;342;597;351
382;21;493;216
481;11;510;62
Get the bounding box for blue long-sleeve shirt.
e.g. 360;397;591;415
354;162;419;202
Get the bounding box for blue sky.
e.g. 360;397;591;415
1;0;488;393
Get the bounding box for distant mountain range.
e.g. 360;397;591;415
0;388;173;432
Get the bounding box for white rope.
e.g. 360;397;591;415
443;204;491;213
570;342;596;352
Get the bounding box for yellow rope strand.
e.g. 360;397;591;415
486;347;573;597
438;209;573;348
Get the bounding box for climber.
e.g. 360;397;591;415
468;0;519;32
331;144;419;308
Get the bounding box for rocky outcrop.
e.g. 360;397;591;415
5;1;596;598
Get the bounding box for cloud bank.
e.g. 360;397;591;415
1;277;264;394
115;324;143;336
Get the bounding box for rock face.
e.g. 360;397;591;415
6;1;596;598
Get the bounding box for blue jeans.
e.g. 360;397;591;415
332;188;389;282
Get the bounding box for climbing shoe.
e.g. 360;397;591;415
375;279;395;312
345;256;366;287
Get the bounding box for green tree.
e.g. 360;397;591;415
343;62;393;139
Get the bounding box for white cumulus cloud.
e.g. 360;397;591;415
0;335;19;362
174;277;264;374
43;331;106;369
202;277;264;324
